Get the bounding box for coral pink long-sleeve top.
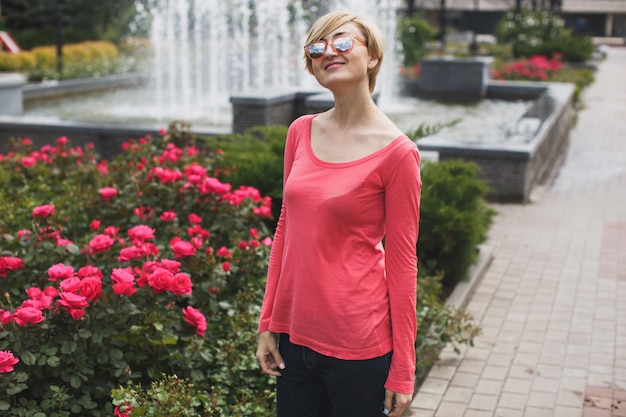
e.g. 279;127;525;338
258;114;422;394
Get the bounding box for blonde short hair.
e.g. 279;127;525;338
303;10;385;93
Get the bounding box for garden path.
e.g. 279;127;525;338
406;46;626;417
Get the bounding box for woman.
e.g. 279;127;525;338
256;10;421;417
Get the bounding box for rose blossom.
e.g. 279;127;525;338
187;224;210;239
104;226;119;236
0;256;25;277
170;273;193;296
25;287;53;309
0;351;19;373
128;225;155;242
111;268;136;297
182;306;207;336
56;292;88;310
170;237;196;258
160;211;177;222
77;265;103;279
90;220;101;230
0;310;14;325
60;277;82;293
188;213;202;224
222;261;231;272
99;187;118;201
147;268;174;294
80;276;103;301
33;204;56;218
13;306;45;326
216;246;232;258
118;245;144;263
88;234;116;254
47;263;75;282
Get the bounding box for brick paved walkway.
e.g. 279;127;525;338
407;46;626;417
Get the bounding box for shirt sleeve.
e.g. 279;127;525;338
258;122;296;333
383;143;422;394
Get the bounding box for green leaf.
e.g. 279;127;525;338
33;413;47;417
6;383;28;395
162;334;179;345
47;356;60;367
153;322;164;331
61;341;77;354
66;243;81;255
109;349;124;361
20;350;37;366
43;346;58;356
78;329;92;339
0;401;10;410
97;350;109;364
69;375;82;389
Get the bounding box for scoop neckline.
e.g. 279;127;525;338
305;114;407;168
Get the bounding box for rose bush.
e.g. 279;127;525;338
0;134;275;416
492;54;563;81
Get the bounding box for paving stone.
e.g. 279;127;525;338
407;46;626;417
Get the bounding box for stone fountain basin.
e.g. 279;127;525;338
416;81;575;202
0;73;575;202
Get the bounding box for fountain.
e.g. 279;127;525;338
0;0;576;202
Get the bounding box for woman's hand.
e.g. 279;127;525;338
383;390;413;416
256;331;285;377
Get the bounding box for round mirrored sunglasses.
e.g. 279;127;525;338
304;34;367;61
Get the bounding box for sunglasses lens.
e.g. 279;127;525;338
308;42;326;59
333;37;353;53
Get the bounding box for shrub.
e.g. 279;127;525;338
494;8;594;63
495;9;565;56
492;54;563;81
0;40;143;81
397;15;437;67
515;34;594;63
0;128;483;416
416;160;497;289
0;134;275;416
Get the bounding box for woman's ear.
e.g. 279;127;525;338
368;56;379;69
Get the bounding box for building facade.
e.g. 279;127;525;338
405;0;626;38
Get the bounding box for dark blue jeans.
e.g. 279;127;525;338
277;334;391;417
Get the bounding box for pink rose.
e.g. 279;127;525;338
222;261;231;272
170;273;193;296
187;224;210;239
0;256;25;277
56;292;88;310
0;351;20;373
13;306;45;326
147;268;174;294
111;268;136;296
170;237;196;258
188;213;202;224
118;245;144;263
216;246;232;258
182;306;207;336
25;287;53;309
88;234;116;254
160;211;177;222
60;277;81;293
47;263;75;282
33;204;56;218
21;156;36;167
104;226;119;236
77;265;103;279
80;276;103;301
128;225;155;242
90;220;101;230
0;310;14;325
99;187;118;201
